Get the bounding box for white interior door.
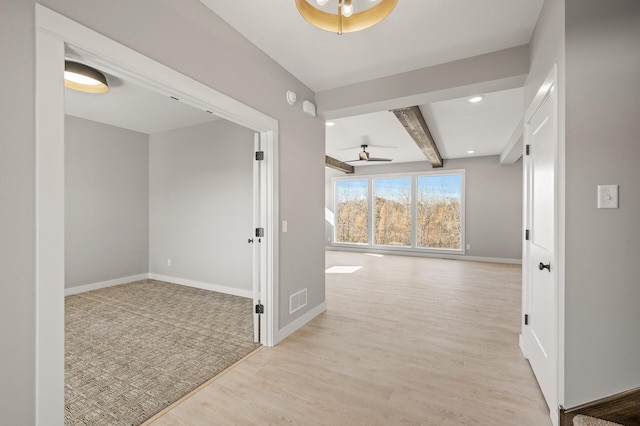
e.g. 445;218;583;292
524;76;558;418
252;131;270;345
252;133;261;342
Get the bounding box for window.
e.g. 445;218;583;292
417;175;462;249
333;171;464;252
373;177;411;246
335;179;368;244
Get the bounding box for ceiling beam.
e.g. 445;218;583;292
325;155;354;174
317;45;528;119
500;117;524;164
391;106;443;168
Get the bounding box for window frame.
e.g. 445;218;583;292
332;170;466;254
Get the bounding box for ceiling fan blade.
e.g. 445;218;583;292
367;144;397;150
337;143;398;151
367;157;393;162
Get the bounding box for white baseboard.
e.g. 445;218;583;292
66;273;253;299
275;302;327;344
460;255;522;264
65;273;149;296
148;273;253;299
550;408;559;426
326;246;522;264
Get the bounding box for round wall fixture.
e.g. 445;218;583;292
286;90;297;105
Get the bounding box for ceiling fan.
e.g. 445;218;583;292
347;145;392;162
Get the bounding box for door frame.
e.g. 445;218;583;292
35;5;279;423
521;64;562;426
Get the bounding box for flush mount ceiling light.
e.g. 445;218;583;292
468;96;483;103
64;61;109;93
295;0;398;35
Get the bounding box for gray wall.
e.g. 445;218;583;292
326;156;523;260
149;120;254;291
67;116;257;293
564;0;640;408
65;116;149;288
0;0;36;423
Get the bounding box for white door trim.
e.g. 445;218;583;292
35;5;279;423
521;63;561;426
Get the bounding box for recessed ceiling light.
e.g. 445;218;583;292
468;96;483;103
467;150;476;154
326;121;335;127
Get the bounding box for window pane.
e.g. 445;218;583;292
335;180;368;244
373;177;411;246
417;175;462;249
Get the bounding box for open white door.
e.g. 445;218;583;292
252;131;271;345
523;66;559;424
252;133;261;342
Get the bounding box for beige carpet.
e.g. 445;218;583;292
574;415;624;426
65;280;260;425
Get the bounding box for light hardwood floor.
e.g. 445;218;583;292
150;251;551;425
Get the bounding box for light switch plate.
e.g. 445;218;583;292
597;185;618;209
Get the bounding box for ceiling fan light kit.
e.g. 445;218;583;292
347;144;392;163
64;61;109;93
295;0;398;35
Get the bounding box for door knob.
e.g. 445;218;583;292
538;262;551;272
248;238;254;244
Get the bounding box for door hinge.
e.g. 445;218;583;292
255;227;265;238
525;144;530;155
524;314;529;325
255;303;264;314
255;151;264;161
525;229;530;240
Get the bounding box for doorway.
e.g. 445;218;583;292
35;5;278;422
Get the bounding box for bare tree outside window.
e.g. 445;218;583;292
335;180;368;244
333;173;462;251
373;177;411;246
417;175;461;249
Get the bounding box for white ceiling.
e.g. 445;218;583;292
200;0;543;92
421;87;524;159
64;1;542;164
326;110;423;164
326;87;524;164
64;48;219;135
200;0;542;165
65;81;218;135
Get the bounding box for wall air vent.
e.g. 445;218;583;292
289;288;308;314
